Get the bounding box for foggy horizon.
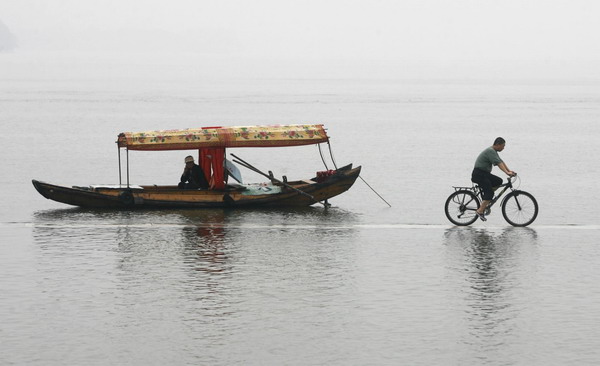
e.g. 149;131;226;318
2;0;600;80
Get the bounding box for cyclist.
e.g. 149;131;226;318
471;137;516;221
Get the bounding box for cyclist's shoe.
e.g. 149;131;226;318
476;212;487;221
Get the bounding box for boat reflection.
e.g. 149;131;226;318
31;206;360;278
180;210;230;278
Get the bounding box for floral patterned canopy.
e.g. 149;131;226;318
117;124;329;151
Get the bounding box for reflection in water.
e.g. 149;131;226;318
30;206;361;364
32;205;359;228
443;227;538;362
33;208;357;328
181;210;229;281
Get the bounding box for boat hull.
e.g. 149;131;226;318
32;165;361;209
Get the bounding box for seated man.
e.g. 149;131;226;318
471;137;515;221
178;155;209;189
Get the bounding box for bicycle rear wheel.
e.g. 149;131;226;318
501;190;538;227
445;190;480;226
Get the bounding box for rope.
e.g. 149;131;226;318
359;175;392;207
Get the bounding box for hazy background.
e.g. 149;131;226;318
3;2;600;365
1;0;600;80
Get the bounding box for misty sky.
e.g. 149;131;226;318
1;0;599;79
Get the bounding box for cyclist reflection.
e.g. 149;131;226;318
443;227;539;359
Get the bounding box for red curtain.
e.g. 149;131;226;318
199;148;226;189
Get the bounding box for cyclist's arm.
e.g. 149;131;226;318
498;161;516;176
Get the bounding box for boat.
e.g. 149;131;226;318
32;124;361;209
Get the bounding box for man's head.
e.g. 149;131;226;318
184;155;194;166
493;137;506;151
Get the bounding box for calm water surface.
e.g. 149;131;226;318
1;76;600;365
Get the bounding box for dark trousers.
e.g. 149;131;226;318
178;182;200;189
471;168;503;200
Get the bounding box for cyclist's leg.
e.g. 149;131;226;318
479;199;492;215
472;169;493;215
490;174;503;191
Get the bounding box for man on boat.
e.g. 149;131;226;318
179;155;209;189
471;137;516;221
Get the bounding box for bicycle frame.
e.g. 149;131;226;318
446;174;537;226
477;177;515;209
452;176;516;213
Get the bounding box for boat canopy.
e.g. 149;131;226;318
117;124;329;151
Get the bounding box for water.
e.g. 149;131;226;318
1;73;600;365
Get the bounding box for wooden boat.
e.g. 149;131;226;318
32;124;361;209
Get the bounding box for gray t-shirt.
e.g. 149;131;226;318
474;147;503;172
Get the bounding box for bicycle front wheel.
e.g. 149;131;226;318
501;190;538;227
445;190;480;226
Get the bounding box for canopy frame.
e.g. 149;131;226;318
116;124;337;188
117;124;329;151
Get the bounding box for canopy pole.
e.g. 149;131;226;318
118;145;122;186
328;141;338;170
318;143;329;170
126;148;130;188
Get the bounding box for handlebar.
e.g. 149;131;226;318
507;173;520;189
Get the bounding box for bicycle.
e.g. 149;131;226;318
444;174;538;227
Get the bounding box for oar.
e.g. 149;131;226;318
230;153;328;207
